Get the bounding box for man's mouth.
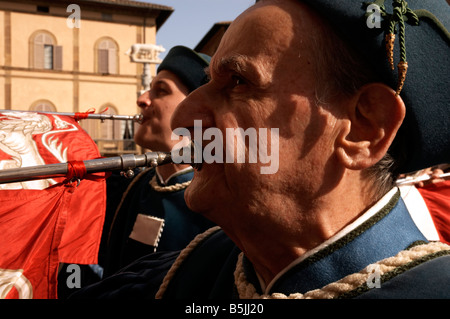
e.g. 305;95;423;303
139;113;149;123
170;140;203;171
190;140;203;171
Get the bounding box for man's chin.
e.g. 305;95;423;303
184;184;209;215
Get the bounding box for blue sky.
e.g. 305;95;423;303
142;0;255;59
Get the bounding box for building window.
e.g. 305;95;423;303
44;45;53;69
31;31;62;70
79;105;135;156
36;6;49;13
96;38;118;75
100;106;121;140
30;100;57;112
101;13;113;21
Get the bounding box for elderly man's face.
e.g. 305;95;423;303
171;0;342;229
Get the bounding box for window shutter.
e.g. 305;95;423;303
34;43;44;69
53;46;63;70
98;49;109;74
108;48;117;74
80;119;100;140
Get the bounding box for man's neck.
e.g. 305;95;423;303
231;174;378;287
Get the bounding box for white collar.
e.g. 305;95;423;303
155;166;193;185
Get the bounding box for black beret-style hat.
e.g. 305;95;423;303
157;45;211;93
300;0;450;174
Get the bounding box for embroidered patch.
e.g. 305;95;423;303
129;214;164;248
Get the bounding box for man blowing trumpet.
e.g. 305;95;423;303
72;0;450;299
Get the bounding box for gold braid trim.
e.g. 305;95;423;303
385;33;396;70
234;241;450;299
149;174;191;192
155;226;222;299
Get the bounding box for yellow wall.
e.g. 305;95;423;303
0;11;4;67
0;1;163;154
10;12;74;70
11;73;74;112
78;20;156;76
79;79;138;114
1;2;158;112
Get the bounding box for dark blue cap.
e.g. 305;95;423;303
300;0;450;174
157;45;211;93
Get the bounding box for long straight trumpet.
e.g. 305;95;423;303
0;141;201;185
0;151;171;184
0;110;143;123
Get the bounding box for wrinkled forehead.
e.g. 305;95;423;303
210;0;322;75
211;6;291;64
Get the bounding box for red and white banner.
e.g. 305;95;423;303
417;180;450;245
0;111;106;299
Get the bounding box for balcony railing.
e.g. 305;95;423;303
94;139;138;156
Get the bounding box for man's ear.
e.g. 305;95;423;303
335;83;406;170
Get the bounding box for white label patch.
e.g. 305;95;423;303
129;214;164;248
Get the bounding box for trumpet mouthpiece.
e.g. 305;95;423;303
134;114;144;124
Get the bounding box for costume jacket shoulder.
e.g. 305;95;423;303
156;189;450;299
104;168;214;277
72;189;450;299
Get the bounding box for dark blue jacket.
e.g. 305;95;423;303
71;189;450;299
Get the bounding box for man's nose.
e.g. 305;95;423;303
170;86;214;132
136;90;150;109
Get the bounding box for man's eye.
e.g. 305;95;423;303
156;88;168;96
231;75;245;87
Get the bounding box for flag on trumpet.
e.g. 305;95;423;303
0;111;106;299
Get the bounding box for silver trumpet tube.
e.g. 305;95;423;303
0;110;143;123
0;151;170;184
0;143;201;184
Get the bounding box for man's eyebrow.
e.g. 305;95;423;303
209;54;271;85
150;78;170;89
216;55;247;74
204;55;247;80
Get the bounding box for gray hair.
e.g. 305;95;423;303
309;16;396;199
